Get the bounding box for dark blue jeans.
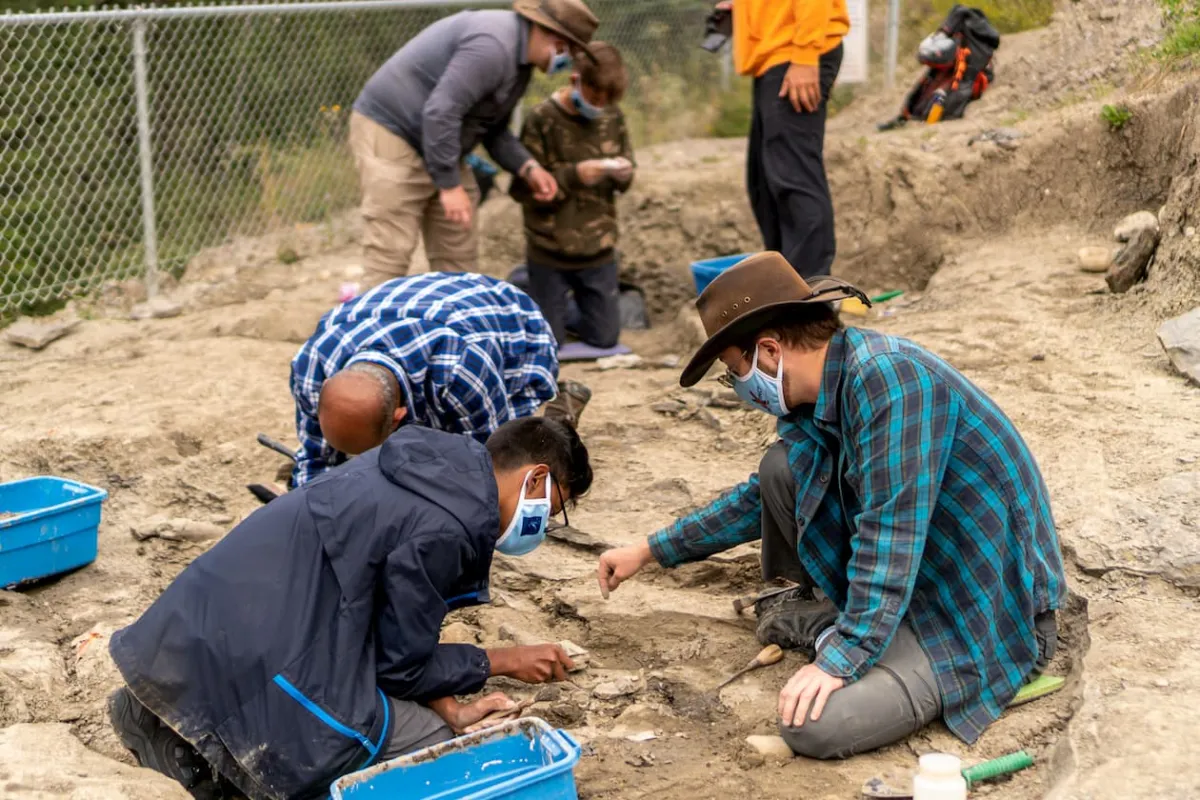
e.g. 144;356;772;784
524;259;621;349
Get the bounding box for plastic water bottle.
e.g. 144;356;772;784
912;753;967;800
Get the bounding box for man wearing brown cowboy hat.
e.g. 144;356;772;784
351;0;599;286
598;251;1066;759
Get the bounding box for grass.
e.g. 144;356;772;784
1156;0;1200;60
922;0;1054;35
1101;104;1134;130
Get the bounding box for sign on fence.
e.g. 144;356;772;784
839;0;869;84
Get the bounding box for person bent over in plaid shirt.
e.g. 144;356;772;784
597;251;1066;758
287;272;587;490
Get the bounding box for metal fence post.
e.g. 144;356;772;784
132;16;161;297
884;0;899;90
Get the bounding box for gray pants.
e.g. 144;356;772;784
378;697;455;761
757;442;1055;760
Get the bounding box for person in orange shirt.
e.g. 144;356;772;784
718;0;850;279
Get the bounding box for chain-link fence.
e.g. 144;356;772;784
0;0;732;315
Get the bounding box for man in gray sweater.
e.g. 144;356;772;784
352;0;599;286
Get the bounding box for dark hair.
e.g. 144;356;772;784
486;417;593;504
739;304;843;353
579;42;628;103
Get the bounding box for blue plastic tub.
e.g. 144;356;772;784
0;476;107;588
330;718;581;800
690;253;751;295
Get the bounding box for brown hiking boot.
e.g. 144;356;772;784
543;380;592;428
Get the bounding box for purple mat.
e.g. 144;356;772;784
558;341;632;362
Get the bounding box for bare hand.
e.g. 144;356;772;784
428;692;514;733
576;160;609;187
609;157;634;184
489;644;574;683
524;163;559;202
715;0;732;9
596;540;654;599
778;664;845;727
439;185;473;229
780;62;821;113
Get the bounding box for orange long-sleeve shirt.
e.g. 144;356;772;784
733;0;851;76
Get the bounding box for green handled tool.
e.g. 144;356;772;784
861;750;1035;798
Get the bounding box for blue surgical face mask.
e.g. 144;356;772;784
731;346;789;417
548;48;572;75
571;80;603;120
495;469;552;557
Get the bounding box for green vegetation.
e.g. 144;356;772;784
919;0;1054;36
1101;104;1134;130
1157;0;1200;60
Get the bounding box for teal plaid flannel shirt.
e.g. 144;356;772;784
649;327;1066;743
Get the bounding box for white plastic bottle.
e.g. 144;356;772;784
912;753;967;800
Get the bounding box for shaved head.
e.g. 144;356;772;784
318;363;405;457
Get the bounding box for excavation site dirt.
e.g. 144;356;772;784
3;3;1200;798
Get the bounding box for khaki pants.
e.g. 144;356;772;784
349;111;480;286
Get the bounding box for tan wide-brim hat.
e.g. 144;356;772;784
679;251;872;387
514;0;599;55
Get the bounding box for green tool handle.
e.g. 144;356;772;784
870;290;904;304
962;750;1035;787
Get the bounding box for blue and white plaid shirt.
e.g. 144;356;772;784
289;273;558;486
649;327;1066;743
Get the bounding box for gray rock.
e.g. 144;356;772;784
1114;210;1159;242
593;675;640;700
1158;307;1200;385
130;295;183;320
4;315;80;350
1105;227;1159;293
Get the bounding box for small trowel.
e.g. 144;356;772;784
716;644;784;690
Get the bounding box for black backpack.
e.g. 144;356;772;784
880;5;1000;129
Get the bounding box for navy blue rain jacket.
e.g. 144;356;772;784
109;427;499;799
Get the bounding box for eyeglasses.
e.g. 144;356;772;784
547;473;570;531
715;349;752;389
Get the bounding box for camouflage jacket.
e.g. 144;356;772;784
511;96;635;269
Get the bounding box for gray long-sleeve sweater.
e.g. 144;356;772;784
353;10;535;189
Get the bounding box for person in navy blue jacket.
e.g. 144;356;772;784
107;416;592;800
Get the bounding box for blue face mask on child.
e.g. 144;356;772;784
570;81;603;120
731;346;789;417
548;48;572;75
495;469;552;557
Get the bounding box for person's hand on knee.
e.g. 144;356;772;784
778;663;844;728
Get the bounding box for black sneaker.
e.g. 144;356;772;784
754;591;838;658
109;688;229;799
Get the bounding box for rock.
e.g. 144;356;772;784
130;517;225;543
1096;7;1118;20
439;621;477;644
540;701;586;727
0;723;192;799
1077;246;1113;273
4;314;80;350
130;295;183;320
1158;308;1200;385
498;623;539;647
595;353;642;371
745;734;794;760
625;730;657;742
593;675;641;700
1188;226;1197;239
1105;227;1159;293
560;639;591;672
1113;210;1158;242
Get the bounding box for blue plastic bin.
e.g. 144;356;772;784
690;253;751;295
331;718;581;800
0;476;107;588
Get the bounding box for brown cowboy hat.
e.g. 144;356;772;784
514;0;599;55
679;251;871;387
